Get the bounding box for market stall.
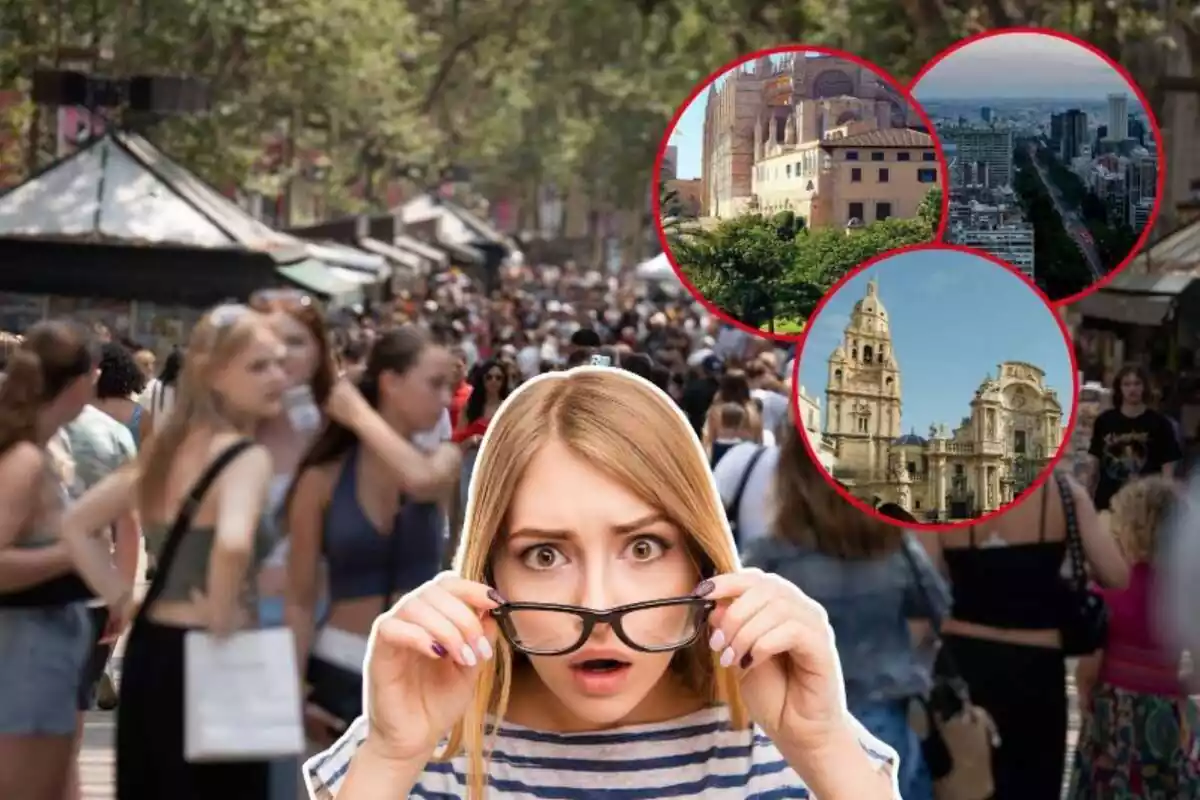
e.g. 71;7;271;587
0;130;360;349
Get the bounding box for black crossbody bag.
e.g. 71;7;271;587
1055;471;1108;656
725;446;766;550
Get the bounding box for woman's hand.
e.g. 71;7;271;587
324;379;368;426
364;572;502;762
699;569;846;754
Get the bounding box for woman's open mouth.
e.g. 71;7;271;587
569;659;633;695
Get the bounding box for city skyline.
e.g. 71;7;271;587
799;250;1075;437
914;34;1137;100
668;51;880;180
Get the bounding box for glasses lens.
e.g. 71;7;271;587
505;608;585;654
619;601;704;650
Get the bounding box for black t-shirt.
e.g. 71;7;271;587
1088;408;1182;510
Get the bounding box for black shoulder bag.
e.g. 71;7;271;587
1055;471;1109;656
132;440;256;632
725;446;766;549
899;537;998;798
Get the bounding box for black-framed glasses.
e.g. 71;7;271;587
490;596;715;656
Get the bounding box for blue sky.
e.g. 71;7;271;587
797;249;1075;436
670;52;815;180
912;33;1135;99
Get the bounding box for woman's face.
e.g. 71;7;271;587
1120;373;1144;406
483;364;507;398
491;439;700;728
269;311;320;389
211;324;288;422
380;345;453;432
134;350;156;379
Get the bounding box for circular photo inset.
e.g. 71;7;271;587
910;28;1163;303
655;47;949;339
792;243;1078;529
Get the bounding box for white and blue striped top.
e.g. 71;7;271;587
304;705;898;799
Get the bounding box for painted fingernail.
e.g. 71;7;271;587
431;642;448;657
460;643;478;667
720;647;736;668
487;588;506;605
476;636;494;660
739;653;754;669
692;579;715;597
709;629;725;651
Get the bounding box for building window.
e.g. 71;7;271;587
845;150;859;161
878;168;889;183
897;152;911;162
870;151;885;161
848;201;864;221
858;417;868;433
876;201;892;220
918;168;938;183
922;152;936;161
851;167;862;182
786;164;792;178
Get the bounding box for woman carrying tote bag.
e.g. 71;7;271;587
59;304;302;799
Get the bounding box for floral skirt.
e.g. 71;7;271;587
1067;682;1200;799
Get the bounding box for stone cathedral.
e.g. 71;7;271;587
822;279;1065;521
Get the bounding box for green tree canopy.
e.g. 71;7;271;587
673;191;938;329
0;1;1185;233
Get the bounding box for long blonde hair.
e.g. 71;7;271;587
446;366;748;798
136;305;269;518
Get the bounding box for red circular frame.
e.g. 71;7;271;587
907;26;1167;306
789;240;1082;532
651;46;952;343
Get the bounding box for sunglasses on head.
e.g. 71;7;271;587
208;303;253;328
250;288;314;310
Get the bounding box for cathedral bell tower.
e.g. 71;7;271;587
824;278;902;477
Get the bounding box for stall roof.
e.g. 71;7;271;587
304;241;390;278
1100;271;1194;296
392;233;448;265
398;194;511;248
0;131;305;260
277;259;364;305
1129;219;1200;274
358;237;424;273
1075;292;1176;326
1075;270;1195;326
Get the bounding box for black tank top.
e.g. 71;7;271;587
942;484;1068;630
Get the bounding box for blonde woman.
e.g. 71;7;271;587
59;304;289;799
305;367;898;799
1069;476;1200;798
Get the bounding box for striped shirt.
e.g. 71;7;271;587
305;705;898;799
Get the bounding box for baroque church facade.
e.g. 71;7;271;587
699;52;927;219
820;279;1064;521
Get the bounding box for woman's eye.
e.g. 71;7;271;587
626;536;667;562
521;545;564;570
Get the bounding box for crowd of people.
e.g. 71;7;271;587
0;254;1194;800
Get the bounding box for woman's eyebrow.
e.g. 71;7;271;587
508;513;669;541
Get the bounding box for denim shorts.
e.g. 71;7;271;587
0;603;91;735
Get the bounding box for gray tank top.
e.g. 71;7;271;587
144;521;276;604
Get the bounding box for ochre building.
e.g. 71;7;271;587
700;53;937;223
818;279;1064;521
